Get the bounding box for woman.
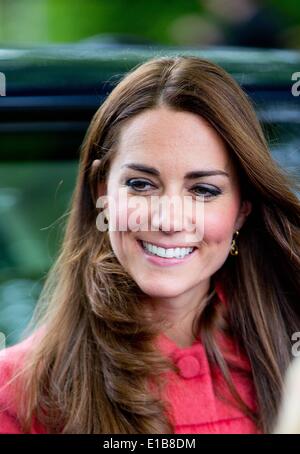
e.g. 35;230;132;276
0;55;299;434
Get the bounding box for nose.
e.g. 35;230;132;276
150;195;195;234
151;211;181;233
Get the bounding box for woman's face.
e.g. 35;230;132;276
96;106;251;299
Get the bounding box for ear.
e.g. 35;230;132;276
235;200;252;230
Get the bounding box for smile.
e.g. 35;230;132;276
135;239;198;268
141;240;195;259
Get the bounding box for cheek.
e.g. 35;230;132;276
203;203;238;242
105;191;130;261
116;200;129;231
111;194;151;232
107;191;135;231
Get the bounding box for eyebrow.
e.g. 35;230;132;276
121;163;229;179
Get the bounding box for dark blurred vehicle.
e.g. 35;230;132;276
0;43;299;346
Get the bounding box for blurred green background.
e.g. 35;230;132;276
0;161;77;345
0;0;300;48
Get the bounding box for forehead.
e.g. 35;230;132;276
113;107;232;173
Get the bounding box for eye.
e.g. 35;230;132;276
192;185;221;198
125;179;221;198
125;178;154;192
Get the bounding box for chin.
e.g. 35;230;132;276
136;280;188;299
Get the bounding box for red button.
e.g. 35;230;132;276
176;355;202;379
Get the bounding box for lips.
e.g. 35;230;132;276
136;239;198;266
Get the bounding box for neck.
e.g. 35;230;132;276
147;279;211;348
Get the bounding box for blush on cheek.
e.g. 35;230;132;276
129;196;152;232
203;210;237;242
108;196;129;231
117;198;151;232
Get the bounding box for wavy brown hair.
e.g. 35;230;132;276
9;56;300;434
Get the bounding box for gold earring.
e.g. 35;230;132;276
230;230;240;256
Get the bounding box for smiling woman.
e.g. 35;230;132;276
0;55;299;434
95;106;251;344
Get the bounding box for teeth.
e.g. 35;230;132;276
141;241;194;259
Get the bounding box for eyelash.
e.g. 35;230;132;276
125;178;221;198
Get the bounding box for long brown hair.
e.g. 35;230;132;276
11;56;300;433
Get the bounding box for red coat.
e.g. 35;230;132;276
0;282;261;434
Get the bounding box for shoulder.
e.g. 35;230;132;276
0;329;45;433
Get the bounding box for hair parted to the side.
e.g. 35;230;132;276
10;55;300;434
